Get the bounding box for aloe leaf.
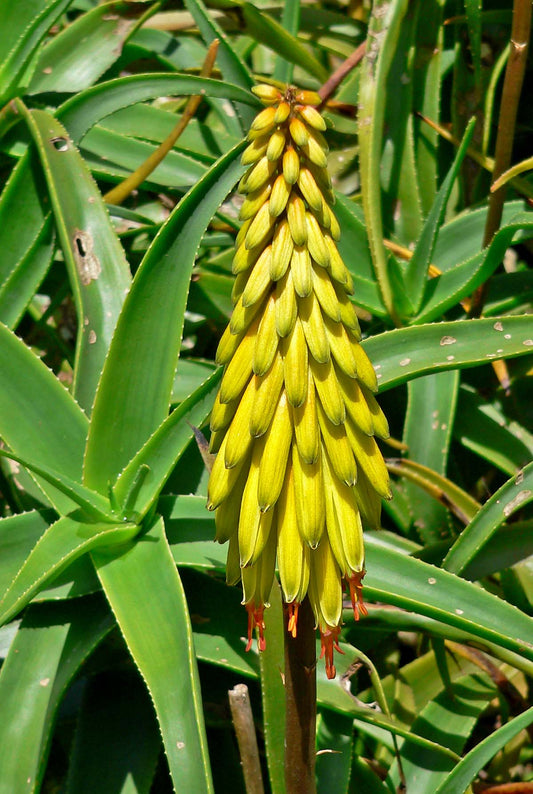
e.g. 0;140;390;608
0;0;75;102
93;516;214;793
0;151;55;328
28;1;152;94
402;371;459;542
0;517;138;627
412;0;443;215
183;0;254;127
357;0;410;321
0;449;114;522
316;711;353;794
0;321;88;512
435;706;533;794
415;212;533;323
0;599;114;793
444;462;533;577
57;74;259;144
387;674;496;793
65;670;161;794
273;0;300;84
242;2;327;83
19;105;132;413
403;117;477;315
464;0;482;82
335;194;386;317
0;511;54;599
172;358;217;404
260;581;286;794
113;369;221;519
454;384;533;475
363;539;533;662
386;458;480;526
363;315;533;393
83;142;244;494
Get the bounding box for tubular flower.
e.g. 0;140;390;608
207;84;391;679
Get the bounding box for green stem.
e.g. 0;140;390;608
284;597;317;794
470;0;532;316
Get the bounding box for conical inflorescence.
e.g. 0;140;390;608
207;84;391;678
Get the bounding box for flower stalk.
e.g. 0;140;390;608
207;84;391;679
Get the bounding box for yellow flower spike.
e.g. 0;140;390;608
310;356;345;426
245;201;275;250
241;137;269;166
207;432;250;511
344;418;392;500
292;368;319;464
305;212;330;268
239;183;272;221
269;173;292;218
238;438;273;566
251;105;277;132
270;218;294;281
226;533;241;586
297;103;327;132
274;101;291;124
309;537;343;630
298;166;325;214
266;128;287;162
311;263;341;321
250;352;284;437
229;291;266;335
224;378;257;468
207;83;391;678
323;315;358;378
351;342;379;392
292;444;326;549
257;391;293;511
294;89;321;105
289;116;309;147
210;390;238;433
275;269;297;337
360;384;390;439
301;136;328;168
253;293;279;376
232;242;260;275
290;244;312;298
336;369;374;436
277;461;310;604
219;319;258;403
298;292;330;364
251;84;282;103
282;317;308;407
283;146;300;184
316;403;357;487
241;246;272;308
215;467;247;543
287;194;307;245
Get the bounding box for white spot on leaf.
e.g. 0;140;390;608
440;336;456;346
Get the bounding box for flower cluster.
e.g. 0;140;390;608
207;84;391;678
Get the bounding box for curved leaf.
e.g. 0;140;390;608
444;462;533;577
0;517;138;627
363;316;533;393
93;516;214;793
0;600;113;794
83;142;244;493
0;322;88;513
58;75;258;144
435;706;533;794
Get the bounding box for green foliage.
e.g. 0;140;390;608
0;0;531;792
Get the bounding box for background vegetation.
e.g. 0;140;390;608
0;0;531;792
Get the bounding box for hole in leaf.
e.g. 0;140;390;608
51;137;68;151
